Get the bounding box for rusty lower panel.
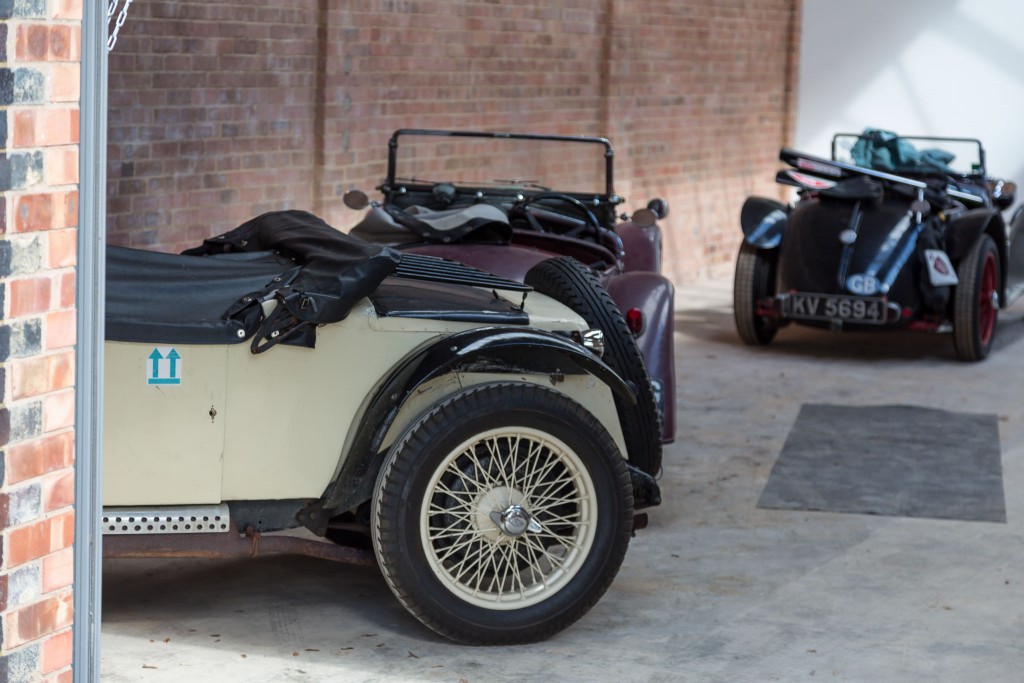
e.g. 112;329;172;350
102;527;377;567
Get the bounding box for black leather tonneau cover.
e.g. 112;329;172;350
107;210;402;346
106;247;296;344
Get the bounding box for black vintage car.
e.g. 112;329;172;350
734;130;1024;360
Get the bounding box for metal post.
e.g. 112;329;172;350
74;0;107;680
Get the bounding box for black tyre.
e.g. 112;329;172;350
733;241;779;345
524;256;663;477
953;233;1000;361
371;382;634;645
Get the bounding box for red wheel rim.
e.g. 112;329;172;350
978;251;998;346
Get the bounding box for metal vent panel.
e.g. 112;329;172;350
394;253;532;292
102;504;231;535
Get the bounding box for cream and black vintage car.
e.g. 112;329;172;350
101;210;661;645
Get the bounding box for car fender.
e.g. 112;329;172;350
944;208;1008;299
1012;204;1024;227
604;271;676;442
1003;204;1024;305
304;327;635;530
741;196;788;249
617;222;662;272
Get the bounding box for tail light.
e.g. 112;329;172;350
626;308;645;335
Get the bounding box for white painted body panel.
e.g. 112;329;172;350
104;342;228;505
103;290;619;508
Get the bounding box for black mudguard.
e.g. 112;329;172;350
944;209;1007;300
1004;205;1024;305
740;196;788;249
297;327;635;533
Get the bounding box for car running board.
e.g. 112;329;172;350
101;508;377;566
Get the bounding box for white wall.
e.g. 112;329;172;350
796;0;1024;210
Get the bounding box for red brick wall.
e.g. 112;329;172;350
107;0;801;284
318;2;612;216
606;0;800;283
106;1;321;253
1;0;81;680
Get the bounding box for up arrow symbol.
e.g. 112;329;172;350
166;348;181;379
148;348;164;379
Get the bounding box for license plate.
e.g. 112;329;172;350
783;293;886;324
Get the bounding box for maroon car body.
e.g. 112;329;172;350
348;129;676;446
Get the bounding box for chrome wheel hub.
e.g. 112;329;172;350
489;505;542;537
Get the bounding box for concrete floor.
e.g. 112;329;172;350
101;278;1024;682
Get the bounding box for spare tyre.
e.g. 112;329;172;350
525;257;663;477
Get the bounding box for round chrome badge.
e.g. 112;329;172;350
839;229;857;245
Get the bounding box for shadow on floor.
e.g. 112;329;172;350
676;306;1024;363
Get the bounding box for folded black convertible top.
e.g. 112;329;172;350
107;209;535;350
106;246;296;344
108;210;402;346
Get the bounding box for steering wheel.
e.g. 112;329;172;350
510;192;603;239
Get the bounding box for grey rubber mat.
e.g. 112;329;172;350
758;404;1005;522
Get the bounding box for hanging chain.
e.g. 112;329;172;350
107;0;134;52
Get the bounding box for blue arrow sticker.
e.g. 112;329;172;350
147;347;183;386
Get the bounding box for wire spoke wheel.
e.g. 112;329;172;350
422;427;597;609
372;382;633;645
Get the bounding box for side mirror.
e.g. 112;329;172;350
646;197;669;220
991;180;1016;211
343;189;370;210
631;208;658;228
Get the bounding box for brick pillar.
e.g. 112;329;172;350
0;0;81;681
